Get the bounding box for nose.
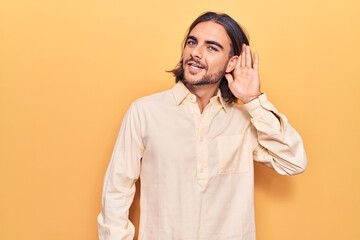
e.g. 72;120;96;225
190;45;203;59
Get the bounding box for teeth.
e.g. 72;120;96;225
189;63;202;69
191;64;200;69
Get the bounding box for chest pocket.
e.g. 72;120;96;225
217;134;251;174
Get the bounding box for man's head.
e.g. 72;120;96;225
170;12;250;103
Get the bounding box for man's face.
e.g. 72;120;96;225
182;21;235;86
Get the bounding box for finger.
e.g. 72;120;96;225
245;45;252;68
224;73;234;84
240;44;246;67
253;52;259;71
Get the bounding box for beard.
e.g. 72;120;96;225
182;62;227;86
183;70;225;86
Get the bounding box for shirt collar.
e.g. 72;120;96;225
171;81;228;112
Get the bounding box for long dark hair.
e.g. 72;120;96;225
169;12;250;103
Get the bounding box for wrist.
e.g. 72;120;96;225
241;93;262;104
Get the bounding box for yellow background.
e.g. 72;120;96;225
1;0;359;239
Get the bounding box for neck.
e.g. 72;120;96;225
185;82;220;113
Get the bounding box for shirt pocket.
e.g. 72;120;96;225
217;134;250;174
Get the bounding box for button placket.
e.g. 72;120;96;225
194;99;223;186
195;106;214;185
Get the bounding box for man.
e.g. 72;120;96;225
98;11;307;240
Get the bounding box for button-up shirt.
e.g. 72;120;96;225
97;81;307;240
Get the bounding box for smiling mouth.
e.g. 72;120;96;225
186;60;206;71
189;63;203;70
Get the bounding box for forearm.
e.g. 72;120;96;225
245;94;307;175
98;166;137;240
98;178;136;240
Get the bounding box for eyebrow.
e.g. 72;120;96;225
187;35;224;50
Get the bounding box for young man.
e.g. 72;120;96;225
98;12;307;240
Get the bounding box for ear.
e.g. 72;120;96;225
225;55;239;73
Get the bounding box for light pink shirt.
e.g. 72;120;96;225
97;82;307;240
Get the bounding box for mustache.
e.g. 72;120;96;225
183;57;207;70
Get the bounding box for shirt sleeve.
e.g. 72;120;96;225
97;103;144;240
244;93;307;175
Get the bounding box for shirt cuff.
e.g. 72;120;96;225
244;93;275;118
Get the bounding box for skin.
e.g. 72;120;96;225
182;21;261;112
225;44;261;104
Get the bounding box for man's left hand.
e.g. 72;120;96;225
225;44;261;103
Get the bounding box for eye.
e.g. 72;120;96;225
186;40;197;46
208;45;218;52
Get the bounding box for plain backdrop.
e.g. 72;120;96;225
1;0;360;239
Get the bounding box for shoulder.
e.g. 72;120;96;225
130;88;174;111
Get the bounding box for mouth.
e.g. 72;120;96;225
185;59;207;73
188;61;204;70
